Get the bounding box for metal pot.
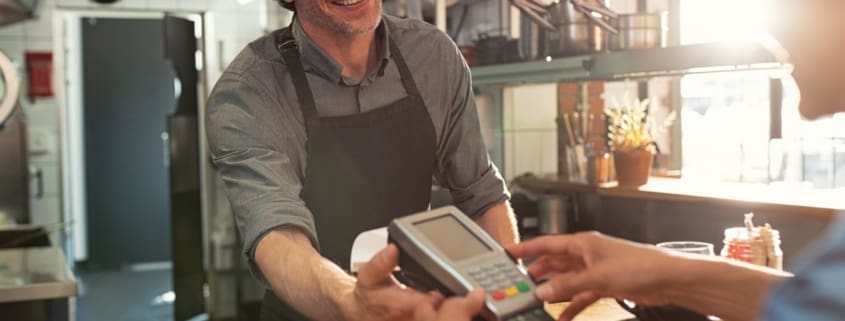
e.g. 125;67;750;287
537;195;570;234
610;12;667;50
547;22;607;56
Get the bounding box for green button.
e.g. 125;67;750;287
517;282;531;293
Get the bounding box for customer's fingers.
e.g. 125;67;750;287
558;291;599;321
507;235;587;260
525;255;585;279
535;271;603;302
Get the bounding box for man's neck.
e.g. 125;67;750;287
299;19;378;81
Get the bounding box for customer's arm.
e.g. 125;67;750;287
662;255;788;321
507;233;790;321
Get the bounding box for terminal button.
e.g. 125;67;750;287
492;291;507;301
505;286;519;297
517;282;531;293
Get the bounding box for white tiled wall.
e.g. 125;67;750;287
503;83;558;182
0;0;281;245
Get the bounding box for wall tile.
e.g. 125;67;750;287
148;0;181;10
0;38;25;64
0;23;25;39
180;0;211;11
237;8;265;38
23;5;54;40
504;131;515;182
210;0;240;11
512;131;545;178
503;87;514;131
512;83;558;131
57;0;93;7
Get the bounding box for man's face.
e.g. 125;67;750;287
292;0;382;35
770;0;845;119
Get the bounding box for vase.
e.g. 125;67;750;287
613;150;653;186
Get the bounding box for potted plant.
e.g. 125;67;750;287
605;96;675;186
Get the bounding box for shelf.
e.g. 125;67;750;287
513;174;844;218
471;41;785;86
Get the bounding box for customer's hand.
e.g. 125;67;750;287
414;288;486;321
507;232;677;320
343;244;443;321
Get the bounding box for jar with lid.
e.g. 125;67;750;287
721;227;783;270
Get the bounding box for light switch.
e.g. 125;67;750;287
28;127;51;154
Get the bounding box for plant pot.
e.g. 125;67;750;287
613;150;653;186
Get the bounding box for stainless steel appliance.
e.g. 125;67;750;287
0;0;38;27
0;49;30;224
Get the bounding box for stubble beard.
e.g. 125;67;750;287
298;1;382;35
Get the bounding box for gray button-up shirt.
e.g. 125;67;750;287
206;15;509;281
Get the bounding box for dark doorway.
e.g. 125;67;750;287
82;17;175;268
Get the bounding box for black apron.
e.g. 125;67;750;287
259;27;437;321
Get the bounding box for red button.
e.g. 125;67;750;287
492;291;506;301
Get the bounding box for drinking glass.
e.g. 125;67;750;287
656;241;715;256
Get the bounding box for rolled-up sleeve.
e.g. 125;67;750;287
206;70;318;284
433;38;510;217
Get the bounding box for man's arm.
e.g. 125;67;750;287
474;201;519;246
256;228;439;321
255;228;354;321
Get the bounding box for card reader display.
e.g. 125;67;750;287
389;206;555;321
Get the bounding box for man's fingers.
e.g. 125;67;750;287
437;289;486;319
413;301;438;321
558;292;599;321
358;244;399;288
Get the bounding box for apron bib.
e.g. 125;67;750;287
259;26;437;321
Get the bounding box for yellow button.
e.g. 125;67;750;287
505;286;519;297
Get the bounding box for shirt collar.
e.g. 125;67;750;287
291;16;391;85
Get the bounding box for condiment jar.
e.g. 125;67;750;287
721;227;783;270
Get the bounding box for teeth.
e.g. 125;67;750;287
333;0;362;6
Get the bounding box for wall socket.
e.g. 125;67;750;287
28;127;52;154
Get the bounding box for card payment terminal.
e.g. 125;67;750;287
388;206;554;321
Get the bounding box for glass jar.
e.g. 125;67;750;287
721;227;783;270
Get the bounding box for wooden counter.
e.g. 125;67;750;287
546;298;634;321
514;175;843;219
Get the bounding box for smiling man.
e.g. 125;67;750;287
205;0;517;321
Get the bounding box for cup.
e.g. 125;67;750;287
615;241;715;321
616;300;711;321
656;241;715;256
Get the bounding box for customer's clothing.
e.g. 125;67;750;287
762;214;845;321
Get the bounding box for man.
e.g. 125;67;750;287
205;0;518;319
417;1;845;320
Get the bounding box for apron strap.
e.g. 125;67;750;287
387;37;421;98
275;27;319;120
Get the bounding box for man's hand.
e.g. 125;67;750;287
413;288;486;321
506;232;675;321
341;244;443;321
